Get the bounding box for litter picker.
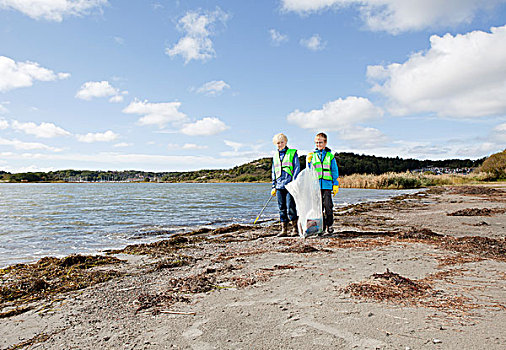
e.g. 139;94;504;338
253;195;274;224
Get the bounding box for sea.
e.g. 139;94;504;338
0;183;421;267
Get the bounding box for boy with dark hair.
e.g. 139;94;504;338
307;132;339;234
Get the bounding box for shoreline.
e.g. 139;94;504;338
0;187;424;269
1;184;505;349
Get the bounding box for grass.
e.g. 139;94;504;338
339;171;495;189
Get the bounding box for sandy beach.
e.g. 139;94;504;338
1;185;505;350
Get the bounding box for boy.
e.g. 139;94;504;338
272;133;300;237
307;132;339;234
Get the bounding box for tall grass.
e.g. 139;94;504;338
339;172;493;189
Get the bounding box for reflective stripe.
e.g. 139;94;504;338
273;148;297;179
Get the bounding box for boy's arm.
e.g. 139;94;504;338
331;157;339;186
292;152;301;179
271;160;276;188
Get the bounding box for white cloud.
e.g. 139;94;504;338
113;142;131;148
0;119;8;129
108;95;124;103
368;25;506;118
0;56;70;92
183;143;208;150
196;80;230;95
493;122;506;133
300;34;326;51
180;117;229;136
491;122;506;143
0;137;62;151
166;8;229;64
0;164;58;173
0;104;8;114
11;120;71;138
76;130;118;143
76;80;126;102
122;100;188;128
167;143;209;150
270;29;288;45
281;0;506;34
224;140;242;152
0;151;241;172
287;96;383;131
338;125;389;148
0;0;108;22
220;140;269;158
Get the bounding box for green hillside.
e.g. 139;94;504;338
0;153;485;183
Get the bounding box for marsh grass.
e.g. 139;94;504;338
339;172;493;189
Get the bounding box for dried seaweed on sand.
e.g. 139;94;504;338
166;273;217;294
342;269;478;314
450;186;505;196
1;255;122;307
135;292;190;314
279;243;319;253
440;236;506;262
447;208;505;216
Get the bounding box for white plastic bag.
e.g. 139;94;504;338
285;167;323;237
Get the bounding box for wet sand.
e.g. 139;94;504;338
1;185;505;349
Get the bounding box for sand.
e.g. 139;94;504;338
1;185;505;350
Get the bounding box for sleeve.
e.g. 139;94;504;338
292;152;300;180
271;157;276;188
331;157;339;186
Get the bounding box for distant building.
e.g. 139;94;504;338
411;167;473;175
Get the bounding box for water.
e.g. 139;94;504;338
0;183;421;267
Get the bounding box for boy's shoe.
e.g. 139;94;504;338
290;219;298;236
327;226;334;234
277;222;289;237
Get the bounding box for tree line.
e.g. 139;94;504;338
0;152;486;183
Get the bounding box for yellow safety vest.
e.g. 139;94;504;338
273;148;297;179
312;151;334;181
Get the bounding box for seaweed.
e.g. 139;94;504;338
396;227;443;240
343;269;432;302
136;292;190;314
228;270;273;288
166;273;217;294
440;236;506;261
450;186;505;196
107;235;191;256
342;269;478;314
211;224;254;235
0;255;122;308
447;208;505;216
150;255;196;271
436;254;485;267
279;243;319;253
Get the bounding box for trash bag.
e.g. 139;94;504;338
285;167;323;237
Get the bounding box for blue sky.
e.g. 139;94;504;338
0;0;505;172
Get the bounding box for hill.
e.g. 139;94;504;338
0;153;485;183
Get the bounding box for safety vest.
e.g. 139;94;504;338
312;151;334;181
273;148;297;179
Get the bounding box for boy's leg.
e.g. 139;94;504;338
321;189;333;232
276;189;288;222
276;189;289;236
287;192;298;235
287;192;297;222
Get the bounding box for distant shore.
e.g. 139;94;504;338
2;172;503;190
1;184;505;349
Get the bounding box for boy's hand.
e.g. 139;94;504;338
332;185;339;196
271;188;276;196
307;152;313;163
